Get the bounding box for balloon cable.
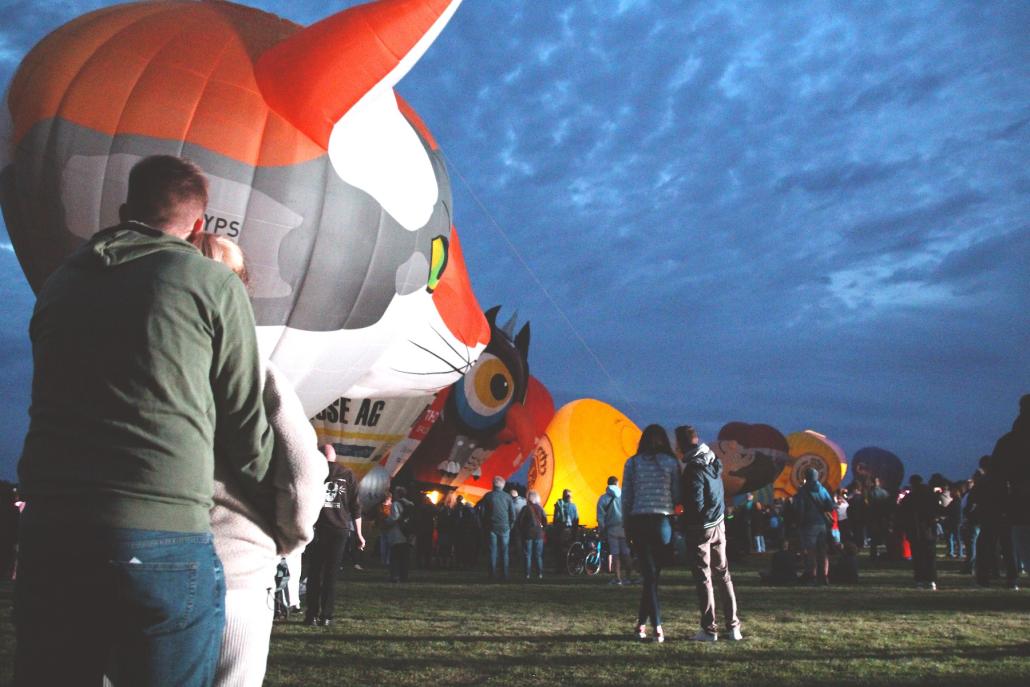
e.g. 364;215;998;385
445;157;642;419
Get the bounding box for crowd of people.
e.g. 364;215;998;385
2;155;1026;685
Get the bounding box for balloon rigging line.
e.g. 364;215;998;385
445;156;642;420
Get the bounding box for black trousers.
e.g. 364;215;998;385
911;536;936;583
305;526;351;620
390;543;411;581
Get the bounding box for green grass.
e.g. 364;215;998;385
2;556;1028;686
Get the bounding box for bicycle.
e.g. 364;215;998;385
566;528;607;576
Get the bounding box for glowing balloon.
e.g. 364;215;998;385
850;447;905;493
526;400;641;528
774;430;848;498
713;422;790;497
0;0;489;415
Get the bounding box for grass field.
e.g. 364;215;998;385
2;554;1028;686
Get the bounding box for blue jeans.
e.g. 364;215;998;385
523;538;544;577
487;530;510;578
15;510;225;686
627;514;672;630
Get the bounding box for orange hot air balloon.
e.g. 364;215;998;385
1;0;489;416
528;399;641;528
774;430;848;498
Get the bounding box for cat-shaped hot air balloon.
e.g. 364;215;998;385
0;0;489;415
400;306;548;490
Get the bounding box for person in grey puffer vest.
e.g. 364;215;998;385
677;425;742;642
622;425;680;643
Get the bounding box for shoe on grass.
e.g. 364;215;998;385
690;629;717;642
727;627;743;641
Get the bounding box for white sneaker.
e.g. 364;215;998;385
690;629;717;642
928;582;937;591
727;627;743;641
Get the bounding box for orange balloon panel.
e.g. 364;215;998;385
774;430;848;498
527;399;640;528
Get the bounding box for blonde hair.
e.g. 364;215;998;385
527;490;540;505
189;232;248;285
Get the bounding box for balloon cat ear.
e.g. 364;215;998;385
257;0;463;231
514;323;531;362
484;306;502;328
256;0;462;149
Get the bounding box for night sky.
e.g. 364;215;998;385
1;1;1027;484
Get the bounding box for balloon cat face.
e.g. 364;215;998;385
0;0;488;415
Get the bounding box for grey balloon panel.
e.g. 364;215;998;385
8;116;454;333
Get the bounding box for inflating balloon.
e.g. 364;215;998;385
774;430;848;498
311;393;435;484
1;0;489;415
401;307;539;489
526;399;641;528
713;422;790;497
850;447;905;493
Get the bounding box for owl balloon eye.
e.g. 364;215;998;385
426;235;449;293
454;354;515;432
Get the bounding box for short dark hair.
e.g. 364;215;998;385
674;425;698;450
607;476;618;486
637;424;673;455
126;155;208;230
910;474;924;486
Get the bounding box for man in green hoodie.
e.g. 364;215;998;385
15;155;273;686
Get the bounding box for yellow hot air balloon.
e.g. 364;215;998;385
527;399;641;527
773;430;848;498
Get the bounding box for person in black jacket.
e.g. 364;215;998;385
304;455;364;626
516;490;547;579
478;475;517;580
896;475;944;589
677;425;742;642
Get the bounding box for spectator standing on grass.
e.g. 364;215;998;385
867;478;891;558
479;475;516;580
15;156;272;686
973;456;1019;588
192;233;329;683
552;489;579;573
847;485;866;548
623;424;680;643
384;487;414;582
835;490;850;545
943;484;964;559
414;492;436;570
993;394;1029;582
751;502;767;554
509;487;527;572
676;425;742;642
303;448;364;626
793;468;835;585
896;475;944;590
597;476;633;585
516;490;547;579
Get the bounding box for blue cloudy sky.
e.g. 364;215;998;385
0;0;1027;483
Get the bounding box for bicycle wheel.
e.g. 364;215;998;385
584;549;602;576
566;541;585;575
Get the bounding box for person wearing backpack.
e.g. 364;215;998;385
383;486;415;582
478;475;517;580
597;476;632;585
793;467;835;586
